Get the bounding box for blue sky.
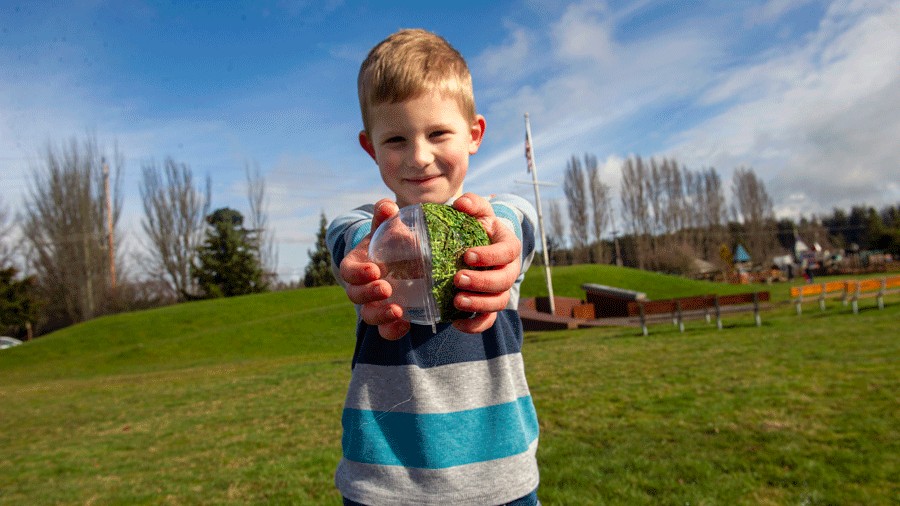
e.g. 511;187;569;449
2;1;898;281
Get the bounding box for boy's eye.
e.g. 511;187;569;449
430;130;451;139
384;136;405;144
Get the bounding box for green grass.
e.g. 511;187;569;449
522;263;896;304
1;268;897;504
521;264;774;301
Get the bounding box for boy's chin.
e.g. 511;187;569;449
397;190;461;206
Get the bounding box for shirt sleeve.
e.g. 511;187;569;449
488;194;537;309
488;193;537;274
326;204;375;286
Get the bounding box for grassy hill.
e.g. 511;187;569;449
3;265;768;383
0;286;356;382
1;266;897;504
521;263;774;301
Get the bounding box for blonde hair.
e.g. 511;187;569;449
358;29;476;134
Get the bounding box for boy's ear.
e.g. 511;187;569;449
469;115;486;155
359;131;377;161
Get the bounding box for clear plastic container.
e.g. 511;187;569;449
368;204;439;331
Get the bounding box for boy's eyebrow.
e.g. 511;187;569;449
375;120;458;139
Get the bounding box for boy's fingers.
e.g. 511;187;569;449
378;320;411;341
452;312;497;334
455;259;520;294
452;192;494;220
463;218;520;268
340;250;381;286
338;199;399;287
372;198;400;230
454;290;511;315
462;238;520;269
360;301;403;326
345;279;391;305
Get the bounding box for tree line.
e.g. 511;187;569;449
1;135;332;339
4;137;897;339
544;154;899;274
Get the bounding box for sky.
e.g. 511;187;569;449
1;0;898;282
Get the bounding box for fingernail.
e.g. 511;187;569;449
458;295;471;308
458;273;471;287
465;252;478;265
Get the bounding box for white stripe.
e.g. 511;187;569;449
344;353;531;414
336;439;539;506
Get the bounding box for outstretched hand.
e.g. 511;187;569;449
339;194;523;338
338;199;411;340
450;193;522;334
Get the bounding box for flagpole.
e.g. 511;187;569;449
524;113;556;315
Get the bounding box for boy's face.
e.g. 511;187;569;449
359;90;485;208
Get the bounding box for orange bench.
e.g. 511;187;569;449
790;281;850;314
847;276;900;314
791;276;900;315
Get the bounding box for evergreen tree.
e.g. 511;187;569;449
192;207;266;298
304;212;337;287
0;265;39;338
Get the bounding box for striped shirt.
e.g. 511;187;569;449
326;194;539;505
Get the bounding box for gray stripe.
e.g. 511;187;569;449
344;353;530;414
336;439;539;506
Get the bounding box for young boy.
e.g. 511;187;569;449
326;29;540;505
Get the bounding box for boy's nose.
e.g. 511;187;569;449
409;139;434;169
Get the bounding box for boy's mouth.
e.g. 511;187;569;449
405;175;441;184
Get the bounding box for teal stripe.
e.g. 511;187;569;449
342;396;539;469
350;222;371;249
491;203;522;241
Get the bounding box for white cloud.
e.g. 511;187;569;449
552;2;616;63
473;25;532;84
471;2;723;199
5;0;897;280
669;0;900;215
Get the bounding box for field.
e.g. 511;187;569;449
1;266;897;505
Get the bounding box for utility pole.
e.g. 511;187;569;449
609;207;623;267
103;158;116;292
524;113;556;315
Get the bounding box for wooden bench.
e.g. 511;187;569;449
627;292;770;336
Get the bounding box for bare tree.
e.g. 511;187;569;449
23;136;123;324
620;156;651;269
0;198;14;268
645;158;665;243
548;199;566;247
587;155;611;263
244;161;278;284
563;155;590;262
697;167;727;263
547;199;567;265
139;157;210;301
731;166;776;267
661;158;686;236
